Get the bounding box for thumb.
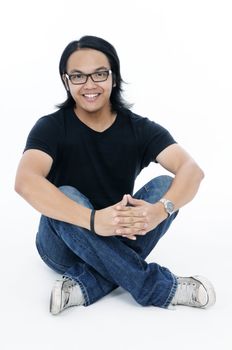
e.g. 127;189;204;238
120;194;128;206
127;194;143;206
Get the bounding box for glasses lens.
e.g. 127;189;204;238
91;71;109;82
70;73;86;84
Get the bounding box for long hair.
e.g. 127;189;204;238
57;35;131;112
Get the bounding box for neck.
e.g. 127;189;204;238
73;106;117;132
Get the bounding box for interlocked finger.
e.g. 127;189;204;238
114;216;147;226
114;207;146;217
115;226;147;236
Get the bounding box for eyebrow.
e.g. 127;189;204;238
69;66;110;74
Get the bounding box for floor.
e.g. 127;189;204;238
2;182;231;350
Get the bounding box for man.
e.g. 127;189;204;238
15;35;216;315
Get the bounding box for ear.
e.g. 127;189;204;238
62;74;70;91
112;73;116;87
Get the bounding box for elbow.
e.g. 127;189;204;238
194;163;205;183
14;175;30;198
198;164;205;180
200;168;205;181
182;159;205;184
14;178;24;196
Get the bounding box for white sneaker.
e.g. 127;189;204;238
50;276;84;315
171;275;216;308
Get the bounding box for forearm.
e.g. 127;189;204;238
162;160;204;211
15;174;91;229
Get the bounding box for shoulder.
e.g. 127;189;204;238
126;110;168;134
36;108;66;126
125;109;157;125
31;107;73;133
120;109;144;122
26;108;71;143
119;109;149;126
118;109;175;142
24;108;72;158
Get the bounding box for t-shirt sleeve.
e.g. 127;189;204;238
24;116;61;160
135;116;177;169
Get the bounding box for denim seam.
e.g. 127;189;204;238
72;232;146;277
131;249;146;270
36;239;73;268
66;232;116;303
69;231;122;279
161;272;177;308
74;278;90;307
44;254;72;270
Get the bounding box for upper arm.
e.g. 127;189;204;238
156;144;195;175
16;149;53;181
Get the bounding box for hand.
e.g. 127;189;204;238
94;195;148;240
114;195;168;236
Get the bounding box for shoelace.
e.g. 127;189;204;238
62;278;77;308
176;280;198;305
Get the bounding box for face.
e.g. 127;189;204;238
64;48;114;116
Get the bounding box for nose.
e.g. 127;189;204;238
84;75;97;88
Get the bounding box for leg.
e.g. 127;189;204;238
45;188;177;308
36;186;117;306
37;183;215;312
124;175;216;309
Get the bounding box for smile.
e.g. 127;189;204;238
83;93;100;99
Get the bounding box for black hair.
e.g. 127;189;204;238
57;35;131;112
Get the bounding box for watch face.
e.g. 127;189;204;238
166;201;174;213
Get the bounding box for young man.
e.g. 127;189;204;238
15;35;216;315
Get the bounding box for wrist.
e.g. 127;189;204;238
153;202;169;221
75;206;93;230
159;198;175;217
90;209;96;234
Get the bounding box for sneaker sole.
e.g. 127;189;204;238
192;275;216;308
50;280;63;315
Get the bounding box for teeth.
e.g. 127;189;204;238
83;94;98;98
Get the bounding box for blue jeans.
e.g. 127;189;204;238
36;175;178;308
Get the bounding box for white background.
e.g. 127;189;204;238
0;0;231;349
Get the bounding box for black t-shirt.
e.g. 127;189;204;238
24;107;176;209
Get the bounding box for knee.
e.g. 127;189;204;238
135;175;174;205
59;186;93;208
59;185;77;195
150;175;173;190
146;175;173;196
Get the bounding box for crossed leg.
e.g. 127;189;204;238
36;176;178;308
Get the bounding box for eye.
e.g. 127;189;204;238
92;71;108;81
96;72;105;77
73;73;85;80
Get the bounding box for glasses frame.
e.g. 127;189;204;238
64;69;112;85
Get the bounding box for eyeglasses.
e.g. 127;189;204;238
64;69;112;85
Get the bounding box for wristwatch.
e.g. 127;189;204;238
159;198;175;216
